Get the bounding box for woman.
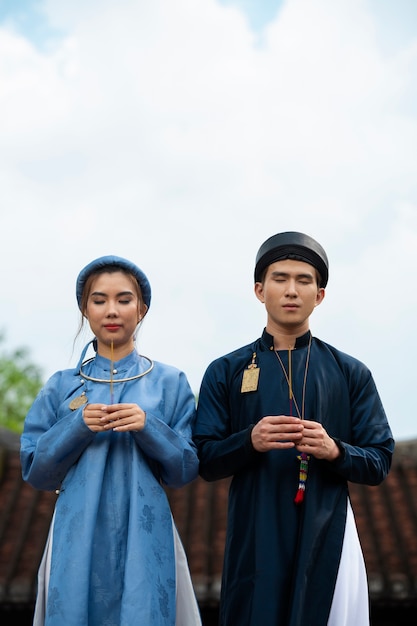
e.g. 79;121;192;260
21;255;201;626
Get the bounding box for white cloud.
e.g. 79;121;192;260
0;0;416;439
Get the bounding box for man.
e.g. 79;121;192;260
193;231;394;626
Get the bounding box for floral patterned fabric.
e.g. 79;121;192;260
21;348;200;626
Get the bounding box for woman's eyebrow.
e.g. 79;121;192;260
90;290;135;297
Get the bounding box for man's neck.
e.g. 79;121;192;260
266;323;310;351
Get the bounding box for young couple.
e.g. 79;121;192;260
21;232;394;626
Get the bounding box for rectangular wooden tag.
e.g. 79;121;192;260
241;367;260;393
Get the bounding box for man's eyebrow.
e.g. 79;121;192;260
270;270;314;279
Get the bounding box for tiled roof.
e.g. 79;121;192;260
348;440;417;604
1;427;416;609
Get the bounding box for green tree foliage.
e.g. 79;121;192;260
0;335;43;433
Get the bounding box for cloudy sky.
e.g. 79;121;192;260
1;0;416;441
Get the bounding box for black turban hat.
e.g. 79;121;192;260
254;231;329;287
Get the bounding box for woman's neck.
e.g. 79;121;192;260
97;341;135;361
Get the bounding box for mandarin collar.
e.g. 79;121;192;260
261;328;312;351
91;349;140;374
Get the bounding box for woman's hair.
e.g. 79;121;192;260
75;266;146;339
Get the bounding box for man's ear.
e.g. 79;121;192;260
315;288;325;307
254;282;265;303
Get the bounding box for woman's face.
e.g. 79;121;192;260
84;271;145;358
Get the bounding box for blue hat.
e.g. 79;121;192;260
76;255;151;310
254;231;329;287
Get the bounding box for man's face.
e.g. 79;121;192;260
254;259;325;332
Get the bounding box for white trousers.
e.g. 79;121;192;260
328;500;370;626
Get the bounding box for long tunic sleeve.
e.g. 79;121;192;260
21;350;199;626
193;330;394;626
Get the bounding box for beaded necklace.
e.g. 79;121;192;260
274;333;312;504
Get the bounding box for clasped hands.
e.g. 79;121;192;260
251;415;340;461
83;403;146;433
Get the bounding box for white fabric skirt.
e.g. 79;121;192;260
34;502;367;626
327;500;370;626
33;513;201;626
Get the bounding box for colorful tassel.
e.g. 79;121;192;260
294;452;310;504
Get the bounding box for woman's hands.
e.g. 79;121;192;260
251;415;340;461
83;403;146;432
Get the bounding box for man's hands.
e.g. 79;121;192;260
251;415;303;452
83;403;146;433
251;415;340;461
297;419;341;461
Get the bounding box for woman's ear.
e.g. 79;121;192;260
138;304;149;322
